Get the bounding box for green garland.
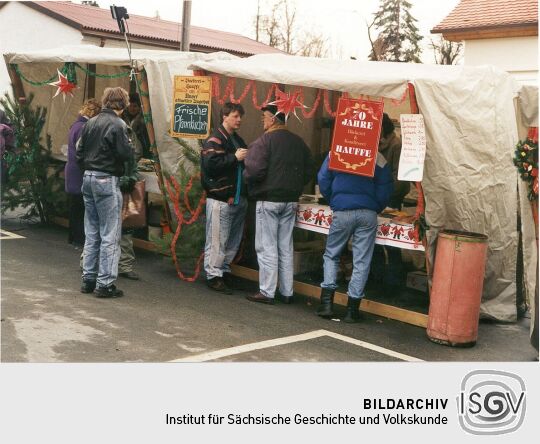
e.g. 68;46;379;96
513;138;538;201
12;62;131;87
11;63;66;86
73;63;131;79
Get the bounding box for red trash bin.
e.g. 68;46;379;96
427;229;489;347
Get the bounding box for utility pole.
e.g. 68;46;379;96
255;0;260;41
181;0;192;52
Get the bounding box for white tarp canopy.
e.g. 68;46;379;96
187;54;534;322
5;45;238;177
7;45;231;67
518;84;538;128
4;47;536;322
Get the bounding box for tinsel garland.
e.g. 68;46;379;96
209;75;409;117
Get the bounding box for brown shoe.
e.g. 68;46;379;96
222;272;235;289
207;277;233;294
246;292;274;305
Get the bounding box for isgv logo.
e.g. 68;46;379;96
457;370;526;435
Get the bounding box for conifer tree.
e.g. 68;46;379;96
0;91;65;224
368;0;423;63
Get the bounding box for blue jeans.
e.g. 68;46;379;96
204;197;247;279
255;201;298;298
81;172;123;288
321;209;378;299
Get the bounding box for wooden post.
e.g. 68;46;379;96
136;68;174;230
407;83;432;290
87;64;96;99
7;64;25;100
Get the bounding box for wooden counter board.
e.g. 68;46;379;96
52;217;427;328
231;264;428;329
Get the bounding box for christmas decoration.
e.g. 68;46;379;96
163;172;206;282
513;137;538;201
267;88;305;121
0;91;66;224
48;69;77;99
151;138;207;282
208;75;411;118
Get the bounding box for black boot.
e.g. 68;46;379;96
316;288;335;318
343;296;362;323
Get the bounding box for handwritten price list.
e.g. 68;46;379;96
398;114;426;182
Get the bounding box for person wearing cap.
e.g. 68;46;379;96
201;102;248;293
244;104;314;305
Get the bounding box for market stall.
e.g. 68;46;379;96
187;54;535;324
3;46;536;326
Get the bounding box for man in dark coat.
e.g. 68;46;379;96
244;105;313;305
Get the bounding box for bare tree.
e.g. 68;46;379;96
429;36;463;65
367;18;389;61
282;1;296;54
262;1;284;49
297;33;329;58
253;0;328;57
254;0;261;41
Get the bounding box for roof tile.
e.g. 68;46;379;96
432;0;538;33
30;1;282;56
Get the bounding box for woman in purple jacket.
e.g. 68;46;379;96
64;99;101;247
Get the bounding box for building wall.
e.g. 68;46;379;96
0;2;84;96
464;36;538;84
0;3;181;98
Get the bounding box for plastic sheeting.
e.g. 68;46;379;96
518;84;538;127
190;55;523;321
515;83;538;339
5;47;237;177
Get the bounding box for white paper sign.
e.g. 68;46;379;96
398;114;426;181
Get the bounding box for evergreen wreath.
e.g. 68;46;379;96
513;138;538;201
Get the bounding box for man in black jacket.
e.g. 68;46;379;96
76;87;133;298
244;105;313;304
201;102;248;293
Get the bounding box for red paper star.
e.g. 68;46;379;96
268;89;305;121
48;69;77;99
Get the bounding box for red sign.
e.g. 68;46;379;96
328;98;384;177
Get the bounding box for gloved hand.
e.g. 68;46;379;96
120;177;136;193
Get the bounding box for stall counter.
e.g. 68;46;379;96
295;202;424;251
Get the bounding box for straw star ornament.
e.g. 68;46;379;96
48;69;77;99
267;89;305;121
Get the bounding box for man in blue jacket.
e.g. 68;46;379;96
316;152;393;322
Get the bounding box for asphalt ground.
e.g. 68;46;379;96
1;218;537;363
